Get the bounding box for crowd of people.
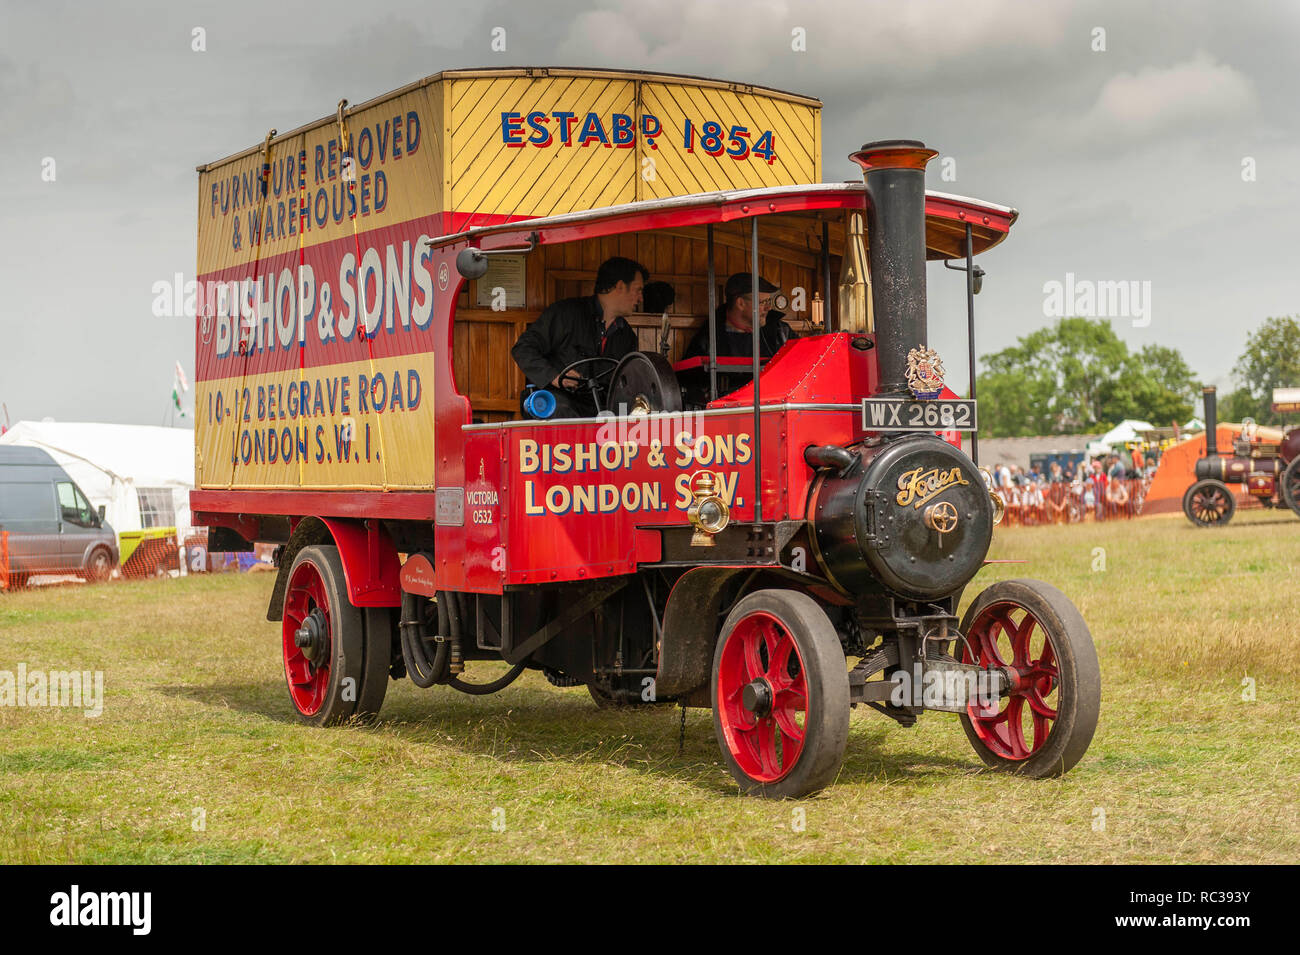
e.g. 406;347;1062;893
988;451;1158;525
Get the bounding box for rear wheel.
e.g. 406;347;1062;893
281;545;365;726
1183;479;1235;526
712;589;849;798
1282;458;1300;518
957;579;1100;777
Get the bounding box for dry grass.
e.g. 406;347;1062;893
1;508;1297;863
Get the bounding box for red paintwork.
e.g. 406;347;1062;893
715;609;809;782
960;601;1059;761
193;491;435;521
1281;427;1300;464
710;333;877;408
319;517;402;607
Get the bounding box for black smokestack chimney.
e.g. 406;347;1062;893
850;140;938;397
1202;386;1218;457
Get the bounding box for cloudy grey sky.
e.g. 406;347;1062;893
2;0;1297;427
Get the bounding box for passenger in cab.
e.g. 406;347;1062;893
682;272;795;405
511;256;646;418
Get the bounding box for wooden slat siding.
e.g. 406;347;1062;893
582;236;601;273
496;77;597;219
656;233;674;285
535;79;636;218
676;84;747;194
451;75;642;223
488;75;584;214
468;320;490;400
537;77;626;217
672;82;750;194
699;87;783;192
453;319;470;392
740;85;815;183
673;235;693;285
448;76;522;219
637;85;708;199
693;85;788;193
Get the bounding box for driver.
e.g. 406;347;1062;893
511;256;647;418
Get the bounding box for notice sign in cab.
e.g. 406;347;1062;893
862;398;978;432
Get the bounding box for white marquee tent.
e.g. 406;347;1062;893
0;421;194;534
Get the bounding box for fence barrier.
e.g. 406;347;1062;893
993;478;1151;526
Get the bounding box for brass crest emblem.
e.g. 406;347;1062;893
906;345;945;399
895;466;969;508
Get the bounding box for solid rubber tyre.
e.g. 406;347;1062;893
355;606;393;720
711;589;849;798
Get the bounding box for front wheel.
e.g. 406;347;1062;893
1183;479;1235;526
1282;457;1300;518
957;579;1100;777
712;589;849;798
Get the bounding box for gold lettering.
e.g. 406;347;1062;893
895;466;969;508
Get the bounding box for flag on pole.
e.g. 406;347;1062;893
172;361;190;417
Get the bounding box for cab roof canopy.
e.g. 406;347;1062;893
427;182;1018;261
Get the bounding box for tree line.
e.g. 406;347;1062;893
975;315;1300;438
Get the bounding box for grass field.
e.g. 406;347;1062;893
2;509;1298;864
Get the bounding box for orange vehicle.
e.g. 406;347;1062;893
191;68;1100;797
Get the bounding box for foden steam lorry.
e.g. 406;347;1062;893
192;68;1100;796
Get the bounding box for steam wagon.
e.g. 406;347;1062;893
191;68;1100;797
1183;386;1300;526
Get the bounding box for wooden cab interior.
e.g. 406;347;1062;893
452;209;850;424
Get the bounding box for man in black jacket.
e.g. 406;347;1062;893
511;256;647;418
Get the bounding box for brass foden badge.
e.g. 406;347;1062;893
896;466;969;508
906;345;945;399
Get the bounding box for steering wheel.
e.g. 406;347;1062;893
553;356;620;410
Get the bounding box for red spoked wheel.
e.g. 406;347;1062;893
712;589;848;798
281;545;365;726
957;579;1100;777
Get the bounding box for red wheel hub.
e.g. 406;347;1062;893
717;612;808;783
282;559;333;716
961;602;1059;761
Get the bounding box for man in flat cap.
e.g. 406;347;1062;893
682;272;795;402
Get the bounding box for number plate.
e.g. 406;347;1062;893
861;397;977;432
